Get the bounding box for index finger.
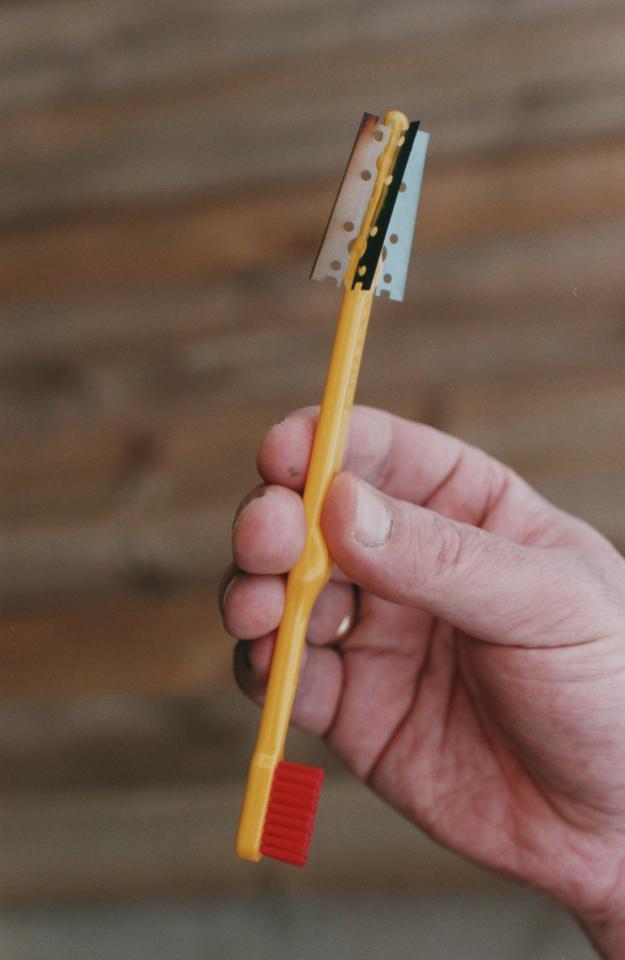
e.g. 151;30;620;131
257;405;585;545
259;405;485;508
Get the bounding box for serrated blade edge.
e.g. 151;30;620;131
375;129;429;302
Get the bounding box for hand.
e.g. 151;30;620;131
221;406;625;957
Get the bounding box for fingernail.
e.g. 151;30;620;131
219;573;237;617
232;485;267;532
354;481;392;547
217;564;243;617
233;640;252;676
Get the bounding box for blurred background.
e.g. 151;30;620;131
2;0;625;957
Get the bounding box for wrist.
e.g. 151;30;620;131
577;904;625;959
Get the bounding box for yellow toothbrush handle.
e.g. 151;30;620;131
236;285;374;861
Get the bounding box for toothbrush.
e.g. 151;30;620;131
236;109;429;867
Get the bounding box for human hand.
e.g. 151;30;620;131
221;406;625;957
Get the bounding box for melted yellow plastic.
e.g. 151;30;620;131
236;111;409;862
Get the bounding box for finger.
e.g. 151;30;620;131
222;573;284;640
258;406;391;493
257;406;573;544
233;635;343;737
232;484;305;574
321;473;608;647
223;573;355;645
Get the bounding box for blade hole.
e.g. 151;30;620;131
373;131;384;142
330;260;341;272
343;221;354;232
360;170;372;181
383;273;392;284
389;233;398;244
399;182;407;193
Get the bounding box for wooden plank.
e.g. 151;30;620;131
0;779;498;903
0;893;593;960
0;187;321;301
2;213;624;436
0;280;248;368
367;299;625;394
0;0;606;114
0;401;269;524
444;370;625;469
421;136;625;248
3;297;623;494
413;219;625;308
2;5;625;219
2;135;625;303
0;343;434;524
0;172;625;315
3;151;624;505
2;297;624;583
0;502;230;609
0;587;232;700
443;370;625;547
531;465;625;551
0;693;334;791
1;268;623;388
0;390;432;608
3;364;625;611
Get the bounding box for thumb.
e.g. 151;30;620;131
321;473;592;647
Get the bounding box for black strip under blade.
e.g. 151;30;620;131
351;120;420;290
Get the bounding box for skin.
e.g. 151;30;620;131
220;406;625;957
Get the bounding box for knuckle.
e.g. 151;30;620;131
431;515;465;579
539;546;623;634
408;510;466;587
571;548;625;622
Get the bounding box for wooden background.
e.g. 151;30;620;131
1;0;624;955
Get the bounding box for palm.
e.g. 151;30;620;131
325;507;625;894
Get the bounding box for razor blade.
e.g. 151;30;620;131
310;112;429;302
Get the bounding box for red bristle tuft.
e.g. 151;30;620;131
260;761;324;867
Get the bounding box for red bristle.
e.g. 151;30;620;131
260;844;307;868
269;791;315;811
260;761;324;867
277;762;322;782
265;811;311;831
263;827;310;847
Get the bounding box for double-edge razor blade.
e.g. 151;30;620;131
310;112;429;302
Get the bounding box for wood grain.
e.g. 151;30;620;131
0;692;334;791
3;135;625;301
0;587;232;700
444;370;625;546
2;5;625;219
0;778;498;904
0;504;230;609
2;0;625;913
1;0;609;114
